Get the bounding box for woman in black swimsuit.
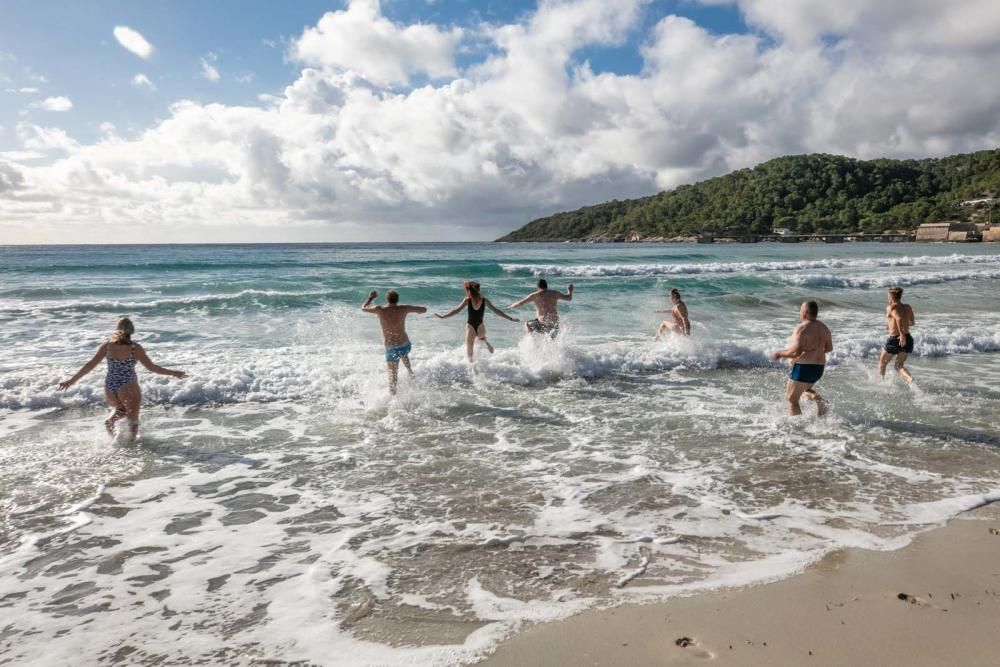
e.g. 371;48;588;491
436;281;519;362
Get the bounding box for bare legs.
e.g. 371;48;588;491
654;321;682;340
104;389;126;435
465;324;493;362
878;351;913;384
105;381;142;441
785;380;828;417
387;357;415;395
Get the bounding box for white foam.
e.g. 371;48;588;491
501;253;1000;277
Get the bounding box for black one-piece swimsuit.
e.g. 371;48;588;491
467;299;485;329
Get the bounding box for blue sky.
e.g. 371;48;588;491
1;0;998;243
1;1;747;149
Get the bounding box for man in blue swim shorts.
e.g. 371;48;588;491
772;300;833;417
362;289;427;395
877;286;915;384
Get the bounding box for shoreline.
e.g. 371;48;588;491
481;504;1000;666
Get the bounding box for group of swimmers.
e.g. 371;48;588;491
57;281;916;440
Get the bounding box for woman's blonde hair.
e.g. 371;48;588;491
110;317;135;345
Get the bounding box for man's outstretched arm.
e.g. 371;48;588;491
508;293;535;310
557;284;574;301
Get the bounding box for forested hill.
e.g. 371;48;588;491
497;150;1000;241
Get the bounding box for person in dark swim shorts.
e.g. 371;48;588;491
525;318;559;336
771;300;833;417
508;279;573;339
878;286;915;383
788;362;824;384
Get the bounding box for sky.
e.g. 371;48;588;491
1;0;999;243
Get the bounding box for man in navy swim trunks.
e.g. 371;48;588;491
772;300;833;417
362;289;427;395
877;286;915;384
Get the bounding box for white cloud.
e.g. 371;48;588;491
113;26;154;60
132;73;156;90
16;122;79;152
6;87;39;94
290;0;463;85
3;0;1000;242
200;55;221;82
31;96;73;112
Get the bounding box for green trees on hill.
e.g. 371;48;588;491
498;149;1000;241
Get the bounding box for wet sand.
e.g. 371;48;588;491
483;504;1000;666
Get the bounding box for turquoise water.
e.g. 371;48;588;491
1;242;999;665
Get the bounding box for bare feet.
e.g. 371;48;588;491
484;340;495;354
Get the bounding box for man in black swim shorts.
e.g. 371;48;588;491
878;286;915;384
508;279;573;338
772;300;834;417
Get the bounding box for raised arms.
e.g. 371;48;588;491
435;298;469;319
486;299;518;322
508;292;537;310
557;284;574;301
58;343;107;390
134;345;187;378
362;290;379;313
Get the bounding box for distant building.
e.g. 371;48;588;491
915;221;977;242
960;197;996;207
772;227;793;236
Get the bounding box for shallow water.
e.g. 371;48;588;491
1;242;999;665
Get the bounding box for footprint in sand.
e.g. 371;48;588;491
674;636;715;660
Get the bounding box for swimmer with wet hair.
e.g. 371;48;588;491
655;288;690;338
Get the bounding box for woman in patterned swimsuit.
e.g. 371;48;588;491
58;318;186;441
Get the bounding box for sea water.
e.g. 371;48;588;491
1;242;999;665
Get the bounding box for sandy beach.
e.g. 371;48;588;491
484;504;1000;666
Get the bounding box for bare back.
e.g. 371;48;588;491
528;289;564;324
373;305;422;347
887;303;914;337
791;319;832;365
672;301;690;335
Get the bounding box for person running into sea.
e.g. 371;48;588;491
362;289;427;395
654;288;690;338
57;317;187;441
878;286;915;383
771;300;833;417
435;281;519;362
508;279;573;337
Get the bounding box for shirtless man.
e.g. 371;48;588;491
654;288;690;338
877;286;915;383
508;279;573;337
771;300;833;417
362;289;427;395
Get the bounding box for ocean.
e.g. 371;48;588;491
1;242;999;665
